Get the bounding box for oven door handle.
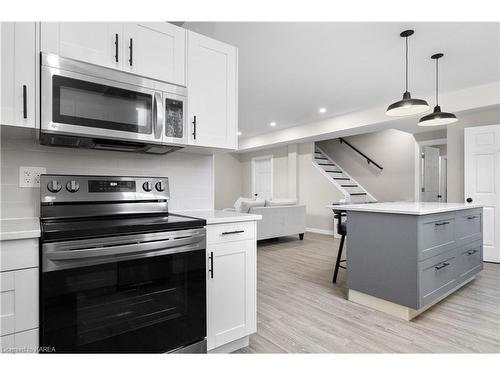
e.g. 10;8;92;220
153;92;164;140
46;233;205;261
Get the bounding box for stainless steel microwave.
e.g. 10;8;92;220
40;53;187;154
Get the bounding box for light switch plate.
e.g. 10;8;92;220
19;166;47;187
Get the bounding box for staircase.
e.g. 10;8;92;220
313;145;377;204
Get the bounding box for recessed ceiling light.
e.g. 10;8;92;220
319;108;327;113
270;122;276;127
237;131;242;136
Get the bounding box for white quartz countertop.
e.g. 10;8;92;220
326;201;483;215
172;210;262;224
0;218;41;241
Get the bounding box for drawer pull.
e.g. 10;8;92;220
435;262;450;270
466;216;478;220
467;249;478;256
434;221;450;226
221;230;245;236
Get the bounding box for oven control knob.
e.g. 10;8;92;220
143;181;153;192
155;181;165;192
66;180;80;193
47;180;62;193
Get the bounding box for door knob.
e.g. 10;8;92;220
466;197;473;203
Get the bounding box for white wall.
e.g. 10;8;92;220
0;127;214;218
317;129;418;202
214;152;242;209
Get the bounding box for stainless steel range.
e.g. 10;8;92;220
39;174;207;353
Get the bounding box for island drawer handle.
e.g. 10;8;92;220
434;221;450;226
466;216;478;220
435;262;450;270
467;249;478;256
221;230;245;235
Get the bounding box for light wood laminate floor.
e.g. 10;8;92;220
237;233;500;353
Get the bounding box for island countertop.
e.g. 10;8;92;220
326;201;483;215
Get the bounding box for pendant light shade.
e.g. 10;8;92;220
386;30;429;117
418;53;458;126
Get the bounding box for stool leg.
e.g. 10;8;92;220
332;234;345;283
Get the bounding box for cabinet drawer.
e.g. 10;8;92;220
207;222;255;244
419;215;456;260
1;239;38;272
1;268;38;336
456;211;482;244
457;241;483;282
419;249;458;307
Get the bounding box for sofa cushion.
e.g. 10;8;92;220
234;197;265;213
265;198;298;207
240;199;265;213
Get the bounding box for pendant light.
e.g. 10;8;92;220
386;30;429;116
418;53;458;126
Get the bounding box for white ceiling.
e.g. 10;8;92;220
184;22;500;138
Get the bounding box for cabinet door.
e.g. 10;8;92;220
0;328;38;354
187;31;237;149
207;239;256;350
123;23;186;85
0;268;38;336
41;22;122;69
0;22;36;128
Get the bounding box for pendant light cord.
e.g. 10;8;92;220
405;36;409;92
435;58;439;106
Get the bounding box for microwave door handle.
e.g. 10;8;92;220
153;92;163;140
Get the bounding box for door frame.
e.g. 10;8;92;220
415;138;447;202
251;155;273;199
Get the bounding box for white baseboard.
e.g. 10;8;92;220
306;227;339;238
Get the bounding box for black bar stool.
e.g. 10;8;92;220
332;209;347;283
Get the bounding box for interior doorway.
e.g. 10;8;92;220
252;155;273;200
417;139;448;202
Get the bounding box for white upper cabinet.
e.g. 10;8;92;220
187;31;238;150
40;22;186;85
123;23;186;86
41;22;122;70
0;22;37;128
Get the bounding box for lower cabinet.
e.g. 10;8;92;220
0;239;39;353
206;221;257;351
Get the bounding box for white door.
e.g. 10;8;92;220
207;239;256;350
41;22;122;69
422;146;440;202
465;125;500;263
187;31;237;149
439;157;447;202
252;156;273;200
123;23;186;85
0;22;37;128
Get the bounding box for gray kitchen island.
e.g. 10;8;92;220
326;202;484;320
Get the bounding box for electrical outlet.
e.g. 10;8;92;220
19;166;47;188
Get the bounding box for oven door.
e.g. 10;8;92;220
40;230;206;353
41;58;164;145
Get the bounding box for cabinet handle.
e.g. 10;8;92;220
128;38;133;66
467;249;478;256
192;116;197;140
435;262;450;270
114;33;119;63
22;85;27;119
467;216;478;220
434;221;450;226
221;230;245;235
209;251;214;279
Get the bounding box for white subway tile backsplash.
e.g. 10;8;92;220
1;127;214;218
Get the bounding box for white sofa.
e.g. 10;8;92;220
249;205;306;241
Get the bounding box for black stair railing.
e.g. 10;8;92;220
339;138;383;171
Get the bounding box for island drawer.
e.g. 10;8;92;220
418;214;456;260
207;221;255;244
456;240;483;283
419;248;458;307
456;210;482;244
